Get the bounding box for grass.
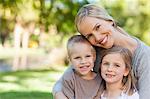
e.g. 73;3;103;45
0;66;67;99
0;91;53;99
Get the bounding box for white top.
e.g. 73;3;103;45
101;91;139;99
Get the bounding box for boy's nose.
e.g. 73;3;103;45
80;58;87;64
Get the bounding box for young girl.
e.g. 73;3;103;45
100;46;139;99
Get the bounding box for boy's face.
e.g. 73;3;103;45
69;42;96;76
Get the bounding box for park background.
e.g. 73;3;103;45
0;0;150;99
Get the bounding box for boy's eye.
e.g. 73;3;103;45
74;56;80;59
86;55;91;57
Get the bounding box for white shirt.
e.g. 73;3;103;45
101;91;139;99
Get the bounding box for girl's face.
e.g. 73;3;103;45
78;16;115;49
101;53;129;84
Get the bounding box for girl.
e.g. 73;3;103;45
100;46;139;99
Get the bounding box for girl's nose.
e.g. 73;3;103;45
107;65;113;71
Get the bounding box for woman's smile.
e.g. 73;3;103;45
100;35;108;45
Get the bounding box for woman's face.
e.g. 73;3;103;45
78;16;115;49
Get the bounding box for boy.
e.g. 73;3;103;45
54;35;101;99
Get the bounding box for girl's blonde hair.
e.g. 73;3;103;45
99;46;137;95
75;4;129;36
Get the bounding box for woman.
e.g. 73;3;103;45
53;4;150;99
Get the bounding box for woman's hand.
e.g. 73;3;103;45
54;92;68;99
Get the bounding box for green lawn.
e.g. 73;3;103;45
0;66;66;99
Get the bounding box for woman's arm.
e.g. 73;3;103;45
52;67;73;98
52;77;63;96
54;92;68;99
134;45;150;99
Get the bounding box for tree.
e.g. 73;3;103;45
99;0;150;45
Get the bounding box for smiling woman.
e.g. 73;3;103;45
77;16;115;49
53;4;150;99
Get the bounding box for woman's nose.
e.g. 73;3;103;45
93;32;100;42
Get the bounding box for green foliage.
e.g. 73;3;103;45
36;0;89;35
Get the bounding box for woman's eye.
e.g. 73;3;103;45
85;34;93;39
96;25;101;31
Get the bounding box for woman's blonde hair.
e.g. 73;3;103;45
75;4;129;36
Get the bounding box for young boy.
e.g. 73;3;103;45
55;35;102;99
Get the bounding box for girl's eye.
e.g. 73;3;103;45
115;64;120;67
102;62;109;66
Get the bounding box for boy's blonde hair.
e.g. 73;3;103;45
67;35;96;58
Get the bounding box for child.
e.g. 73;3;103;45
100;46;139;99
60;35;102;99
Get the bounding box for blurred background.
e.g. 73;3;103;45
0;0;149;99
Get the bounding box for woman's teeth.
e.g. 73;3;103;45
101;36;107;45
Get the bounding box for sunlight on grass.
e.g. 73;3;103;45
0;66;67;99
2;76;18;82
0;83;23;91
22;78;51;91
